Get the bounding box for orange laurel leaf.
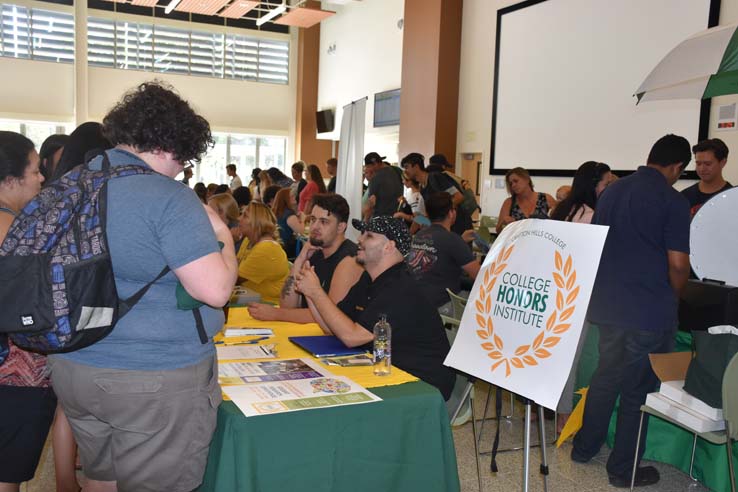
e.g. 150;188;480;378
553;323;571;334
566;286;580;305
485;294;491;313
535;348;551;358
532;332;544;349
494;263;507;275
475;299;484;312
553;273;565;289
492;359;506;372
503;246;514;261
522;355;538;366
481;342;495;351
566;270;577;290
479;284;485;299
559;306;575;322
543;336;561;348
486;317;494;335
488;351;503;360
484;268;490;284
564;255;572;276
487;277;497;293
476;314;486;328
476;330;488;340
494;334;504;350
511;357;524;369
515;345;530;356
556;291;563;310
554;251;563;271
505;360;511;377
546;311;557;331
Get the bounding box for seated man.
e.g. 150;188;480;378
295;216;455;400
249;193;363;323
407;192;480;314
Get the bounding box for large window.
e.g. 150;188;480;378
0;4;74;62
0;119;72;149
88;17;288;84
196;133;286;187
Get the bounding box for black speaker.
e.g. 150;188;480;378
678;279;738;332
316;109;335;133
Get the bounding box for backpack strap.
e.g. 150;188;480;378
118;266;171;318
192;308;208;344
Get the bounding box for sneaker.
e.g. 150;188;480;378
608;465;660;488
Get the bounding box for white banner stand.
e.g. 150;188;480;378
444;219;608;492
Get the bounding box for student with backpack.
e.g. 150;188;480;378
0;131;53;492
15;83;238;492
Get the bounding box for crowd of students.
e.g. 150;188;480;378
0;77;732;491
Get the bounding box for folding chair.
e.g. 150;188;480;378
630;351;738;491
445;288;469;320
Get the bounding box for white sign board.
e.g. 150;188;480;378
444;219;608;409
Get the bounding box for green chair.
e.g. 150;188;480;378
477;215;496;245
630;352;738;491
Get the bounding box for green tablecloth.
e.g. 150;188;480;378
576;327;737;492
198;381;460;492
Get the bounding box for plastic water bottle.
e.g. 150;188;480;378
373;314;392;376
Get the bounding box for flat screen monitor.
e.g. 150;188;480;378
374;88;401;127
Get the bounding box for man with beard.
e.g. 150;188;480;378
294;216;455;400
248;193;363;323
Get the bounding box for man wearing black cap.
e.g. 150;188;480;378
364;152;404;218
402;152;473;236
294;216;455;400
429;153;463;187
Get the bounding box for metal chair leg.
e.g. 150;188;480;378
630;412;645;492
689;433;698;481
727;435;736;492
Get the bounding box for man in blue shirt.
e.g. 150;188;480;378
571;134;691;488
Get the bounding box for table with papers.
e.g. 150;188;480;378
197;308;461;492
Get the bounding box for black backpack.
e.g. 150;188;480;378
0;154;199;357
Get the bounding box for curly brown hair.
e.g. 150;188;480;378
102;81;213;164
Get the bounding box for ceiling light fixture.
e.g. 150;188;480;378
165;0;183;14
255;1;286;26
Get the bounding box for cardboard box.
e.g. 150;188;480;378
659;380;722;421
645;392;724;433
648;351;724;425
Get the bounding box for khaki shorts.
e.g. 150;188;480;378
49;355;222;492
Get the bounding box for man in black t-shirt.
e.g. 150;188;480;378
295;216;455;400
401;152;473;236
407;192;480;312
681;138;731;217
249;194;362;323
326;157;337;193
364;152;404;218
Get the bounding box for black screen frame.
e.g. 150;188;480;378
488;0;722;179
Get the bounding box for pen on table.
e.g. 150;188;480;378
214;336;272;345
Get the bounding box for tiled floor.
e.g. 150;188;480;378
453;383;711;492
24;382;712;491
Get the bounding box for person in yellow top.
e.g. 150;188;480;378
237;202;289;303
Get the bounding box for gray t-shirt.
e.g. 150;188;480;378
407;224;475;307
368;165;403;217
57;148;223;370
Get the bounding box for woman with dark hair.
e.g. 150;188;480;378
298;164;326;213
38;133;69;182
272;187;302;257
248;168;261;200
193;182;207;203
231;186;252;210
0;132;54;492
261;185;281;208
213;184;230;195
52;122;113;181
496;167;556;233
266;167;293;188
550;162;613;223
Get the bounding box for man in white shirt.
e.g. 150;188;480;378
226;164;242;191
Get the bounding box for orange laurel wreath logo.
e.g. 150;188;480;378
476;246;580;377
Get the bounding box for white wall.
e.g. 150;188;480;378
457;0;738;218
0;0;293;136
318;0;404;161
